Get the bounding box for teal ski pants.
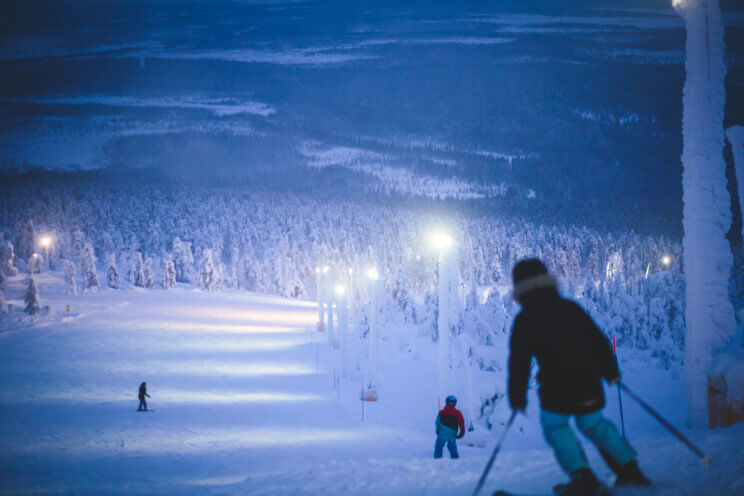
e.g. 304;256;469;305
540;409;636;474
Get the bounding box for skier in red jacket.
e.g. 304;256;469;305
434;395;465;458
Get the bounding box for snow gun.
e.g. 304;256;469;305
619;382;712;467
472;410;518;496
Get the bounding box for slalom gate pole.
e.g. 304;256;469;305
361;382;364;423
472;410;518;496
613;336;626;438
619;382;712;467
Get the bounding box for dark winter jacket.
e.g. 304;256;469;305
138;383;150;401
435;405;465;441
508;288;619;415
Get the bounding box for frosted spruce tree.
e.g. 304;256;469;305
162;255;177;289
3;241;19;277
143;257;155;288
132;251;146;288
64;260;77;295
674;0;736;427
199;248;220;291
82;242;100;292
106;253;120;289
172;237;196;283
24;276;41;315
27;254;43;274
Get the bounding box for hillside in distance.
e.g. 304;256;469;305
1;0;743;230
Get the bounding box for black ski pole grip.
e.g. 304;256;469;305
619;382;712;467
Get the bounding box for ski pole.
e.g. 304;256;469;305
612;336;626;438
619;382;712;467
472;410;518;496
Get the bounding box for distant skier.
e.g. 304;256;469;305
138;382;150;411
434;395;465;459
507;259;650;496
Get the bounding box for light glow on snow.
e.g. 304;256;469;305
113;361;315;377
139;321;308;334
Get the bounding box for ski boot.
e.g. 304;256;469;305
614;460;651;487
599;450;651;487
553;468;611;496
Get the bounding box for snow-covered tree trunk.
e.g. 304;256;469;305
64;260;77;295
24;276;41;315
675;0;736;427
82;242;100;292
726;125;744;243
106;253;120;289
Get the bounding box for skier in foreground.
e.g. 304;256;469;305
138;382;150;411
434;395;465;459
507;259;650;496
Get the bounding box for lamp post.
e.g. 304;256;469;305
364;267;380;401
316;267;325;331
431;230;454;406
324;266;336;348
40;236;52;271
335;284;348;377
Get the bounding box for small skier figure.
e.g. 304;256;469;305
434;395;465;459
507;259;650;496
138;382;150;411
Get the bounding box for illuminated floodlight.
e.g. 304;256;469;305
32;253;40;258
348;267;353;275
315;266;320;274
334;284;346;297
40;236;52;248
430;230;453;251
367;267;379;280
323;266;330;274
662;255;671;267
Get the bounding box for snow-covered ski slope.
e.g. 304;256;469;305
1;273;742;495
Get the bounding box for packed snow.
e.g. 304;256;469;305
1;270;743;495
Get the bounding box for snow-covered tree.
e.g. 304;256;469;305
0;288;6;313
82;242;100;292
173;237;196;283
27;254;43;274
143;257;155;288
3;241;19;277
199;248;221;291
674;0;737;427
106;253;120;289
162;255;177;289
132;251;146;288
64;260;77;295
24;276;41;315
